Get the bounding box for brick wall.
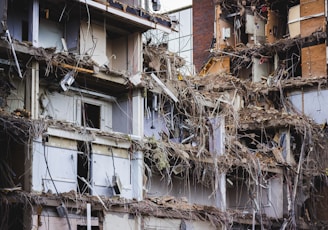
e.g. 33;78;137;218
193;0;215;72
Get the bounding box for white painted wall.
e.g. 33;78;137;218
144;217;181;229
39;90;75;122
103;212;140;230
112;98;131;133
148;174;216;206
80;20;108;66
288;89;328;124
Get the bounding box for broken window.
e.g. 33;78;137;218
77;141;92;194
81;103;101;129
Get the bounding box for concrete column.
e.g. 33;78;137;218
29;0;39;47
31;62;39;119
132;89;144;137
132;151;144;201
208;116;227;229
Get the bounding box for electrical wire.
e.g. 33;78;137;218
43;144;72;230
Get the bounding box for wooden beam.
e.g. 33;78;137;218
52;61;94;74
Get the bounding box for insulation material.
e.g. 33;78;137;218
200;56;230;76
265;10;280;43
216;5;235;49
300;0;325;37
144;217;181;230
46;136;77;150
80;20;108;66
92;144;128;158
288;5;300;38
301;43;327;78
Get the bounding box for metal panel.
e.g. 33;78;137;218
289;89;328;124
32;141;77;193
92;153;132;198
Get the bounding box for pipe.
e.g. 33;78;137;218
87;203;91;230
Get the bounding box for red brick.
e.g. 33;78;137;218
192;0;215;72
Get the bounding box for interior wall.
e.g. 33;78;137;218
39;90;75;122
6;78;25;113
39;18;63;51
144;111;168;139
288;89;328;124
128;33;142;75
80;20;107;66
252;57;272;83
103;212;140;230
144;217;181;230
147;174;216;206
111;36;128;71
7;3;28;41
226;175;283;219
66;17;80;52
112;97;131;134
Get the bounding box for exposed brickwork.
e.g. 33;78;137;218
193;0;215;72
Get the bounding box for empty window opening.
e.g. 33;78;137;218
77;141;91;194
77;226;99;230
22;20;28;41
81;103;101;129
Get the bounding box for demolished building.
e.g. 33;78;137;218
1;0;328;229
142;0;328;229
